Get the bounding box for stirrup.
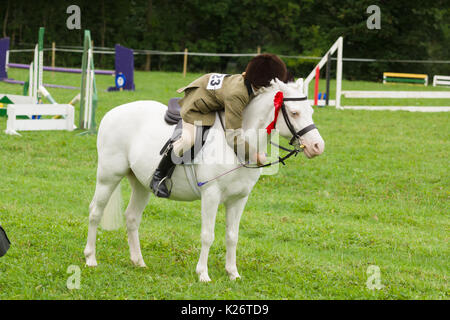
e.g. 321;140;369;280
153;176;173;198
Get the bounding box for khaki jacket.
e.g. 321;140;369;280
177;73;253;129
177;73;255;161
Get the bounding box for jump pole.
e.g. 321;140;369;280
79;30;97;134
32;48;38;102
28;28;45;104
336;37;343;109
38;27;44;103
314;67;320;106
4;39;131;91
325;53;331;106
304;36;343;109
28;62;34;101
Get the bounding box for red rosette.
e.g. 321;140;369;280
266;91;284;134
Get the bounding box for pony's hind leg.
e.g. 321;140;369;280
196;188;221;282
84;168;124;267
125;172;151;267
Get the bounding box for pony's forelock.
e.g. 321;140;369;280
255;77;305;98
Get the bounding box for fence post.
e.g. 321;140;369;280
183;48;188;77
51;42;55;76
51;42;55;67
145;53;151;71
257;46;261;55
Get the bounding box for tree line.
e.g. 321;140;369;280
2;0;449;80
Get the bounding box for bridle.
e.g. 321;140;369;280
280;97;317;146
244;96;317;168
197;95;318;186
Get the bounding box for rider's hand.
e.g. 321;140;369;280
256;152;266;166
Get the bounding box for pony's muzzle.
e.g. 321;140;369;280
302;136;324;158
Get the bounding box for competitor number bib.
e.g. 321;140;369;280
206;73;226;90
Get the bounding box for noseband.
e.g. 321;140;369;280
280;97;317;146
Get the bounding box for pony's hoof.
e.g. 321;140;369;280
199;273;211;282
131;258;147;268
85;258;98;267
228;272;241;281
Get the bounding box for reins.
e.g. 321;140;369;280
242;140;301;169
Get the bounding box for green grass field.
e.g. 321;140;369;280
0;69;448;299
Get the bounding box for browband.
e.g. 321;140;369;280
283;97;308;101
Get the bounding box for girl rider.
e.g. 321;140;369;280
151;54;288;198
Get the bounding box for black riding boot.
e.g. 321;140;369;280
150;145;176;198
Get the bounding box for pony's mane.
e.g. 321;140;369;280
254;78;305;96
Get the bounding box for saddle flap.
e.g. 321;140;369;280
164;98;182;125
168;97;182;114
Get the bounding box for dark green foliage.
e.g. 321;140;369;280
1;0;449;80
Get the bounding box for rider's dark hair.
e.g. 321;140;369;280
285;70;295;83
244;54;287;88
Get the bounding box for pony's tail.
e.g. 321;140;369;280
100;183;124;230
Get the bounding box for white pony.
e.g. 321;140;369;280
84;78;324;282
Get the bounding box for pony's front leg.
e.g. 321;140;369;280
196;190;220;282
225;196;248;280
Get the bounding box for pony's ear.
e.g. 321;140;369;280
269;78;293;93
274;77;284;85
295;78;304;91
274;78;288;91
269;78;280;91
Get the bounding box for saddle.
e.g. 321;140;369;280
162;98;211;164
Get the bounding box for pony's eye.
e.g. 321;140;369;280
291;111;299;117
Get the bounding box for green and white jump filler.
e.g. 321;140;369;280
4;28;75;135
3;28;98;135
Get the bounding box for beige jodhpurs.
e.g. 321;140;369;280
173;121;196;157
